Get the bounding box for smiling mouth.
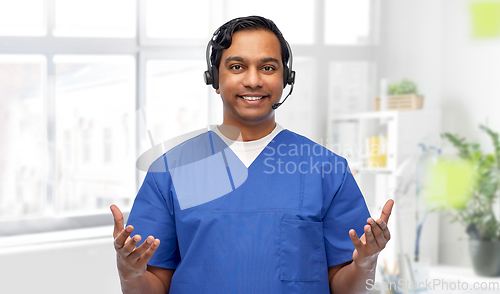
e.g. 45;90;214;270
239;95;267;101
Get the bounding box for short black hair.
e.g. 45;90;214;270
210;16;290;71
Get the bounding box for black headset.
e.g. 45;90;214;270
203;28;296;109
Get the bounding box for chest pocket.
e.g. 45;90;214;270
280;219;323;282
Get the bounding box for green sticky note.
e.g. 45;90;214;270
470;1;500;38
425;159;474;210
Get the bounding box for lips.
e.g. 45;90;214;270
241;96;264;100
238;94;268;101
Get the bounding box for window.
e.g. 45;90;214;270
0;0;46;36
0;55;46;219
0;0;380;236
53;0;136;37
145;60;208;143
225;0;315;45
54;55;135;213
145;0;209;39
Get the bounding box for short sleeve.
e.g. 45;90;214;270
126;155;180;269
322;157;370;267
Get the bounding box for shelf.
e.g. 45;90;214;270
330;109;439;122
331;110;398;121
353;166;394;174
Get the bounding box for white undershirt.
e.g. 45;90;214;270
212;123;285;168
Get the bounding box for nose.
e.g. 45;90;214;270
241;67;263;89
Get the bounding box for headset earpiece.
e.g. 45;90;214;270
204;39;219;89
282;65;295;88
211;66;219;90
283;40;295;87
282;64;289;89
203;70;213;85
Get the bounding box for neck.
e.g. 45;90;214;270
219;117;276;142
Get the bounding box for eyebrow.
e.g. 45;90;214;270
261;57;280;67
224;56;281;67
225;56;244;66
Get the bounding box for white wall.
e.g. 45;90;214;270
442;0;500;148
383;0;444;112
0;236;121;294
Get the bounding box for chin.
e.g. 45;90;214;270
240;111;275;122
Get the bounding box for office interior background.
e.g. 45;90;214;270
1;0;500;293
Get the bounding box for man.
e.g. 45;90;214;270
111;16;393;294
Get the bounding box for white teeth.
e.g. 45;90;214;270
241;96;264;100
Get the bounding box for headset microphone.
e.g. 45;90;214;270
271;40;295;110
272;82;294;110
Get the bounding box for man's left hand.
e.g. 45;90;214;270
349;199;394;270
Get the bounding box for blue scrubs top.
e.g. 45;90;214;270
127;129;370;294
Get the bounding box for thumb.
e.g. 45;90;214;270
110;204;124;238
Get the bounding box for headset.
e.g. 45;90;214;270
203;26;296;110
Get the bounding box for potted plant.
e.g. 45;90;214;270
375;79;424;111
436;125;500;276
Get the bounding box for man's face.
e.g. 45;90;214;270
216;29;284;125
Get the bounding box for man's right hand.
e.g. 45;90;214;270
111;204;160;281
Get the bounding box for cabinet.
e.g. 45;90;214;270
328;110;440;209
327;110;442;282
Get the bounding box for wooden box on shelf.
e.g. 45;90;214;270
374;94;424;111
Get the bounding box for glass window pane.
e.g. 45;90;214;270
225;0;315;45
276;57;317;140
54;55;135;214
146;0;210;39
0;55;46;219
145;60;208;145
325;0;372;45
0;0;46;36
54;0;136;38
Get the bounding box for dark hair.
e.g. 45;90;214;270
210;16;290;71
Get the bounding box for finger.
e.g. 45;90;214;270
376;219;391;241
380;199;394;225
369;218;387;248
364;223;378;250
110;204;124;239
136;239;161;268
114;225;134;250
349;229;364;249
129;236;155;261
122;234;142;256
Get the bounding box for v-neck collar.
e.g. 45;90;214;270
209;128;287;170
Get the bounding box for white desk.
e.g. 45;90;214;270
424;265;500;294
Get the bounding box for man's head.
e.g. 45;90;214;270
205;16;291;90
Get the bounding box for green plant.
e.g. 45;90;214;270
388;79;418;95
441;125;500;241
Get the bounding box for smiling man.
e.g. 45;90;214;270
216;28;283;140
111;16;393;294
